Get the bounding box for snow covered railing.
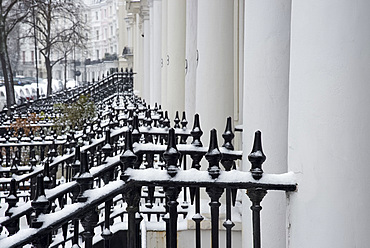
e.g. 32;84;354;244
118;123;296;248
0;88;296;248
0;67;133;120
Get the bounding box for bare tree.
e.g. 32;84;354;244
0;0;30;108
30;0;87;96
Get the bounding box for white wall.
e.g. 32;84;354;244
242;0;291;247
288;0;370;247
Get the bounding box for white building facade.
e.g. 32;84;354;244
125;0;370;247
14;0;370;246
16;0;130;88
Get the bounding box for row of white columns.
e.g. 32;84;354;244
123;0;370;247
130;0;236;142
242;0;370;247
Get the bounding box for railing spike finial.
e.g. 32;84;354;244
77;150;93;203
222;116;235;150
120;130;137;181
33;174;48;204
191;114;203;147
79;150;90;175
181;111;188;130
8;178;17;199
174;111;180;128
102;129;113;159
145;109;152;128
205;129;222;179
163;128;181;177
248;130;266;180
163;111;170;128
132;114;141;143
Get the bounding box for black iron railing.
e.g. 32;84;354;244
0;71;296;248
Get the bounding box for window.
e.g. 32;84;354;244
22;51;25;64
96;50;99;59
105;28;108;39
96;11;98;20
31;51;34;64
104;9;107;18
96;30;99;40
111;26;113;36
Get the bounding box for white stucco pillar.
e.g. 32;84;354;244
288;1;370;247
149;0;162;106
160;0;168;109
196;0;234;144
185;0;197;125
125;15;134;69
166;0;186;119
142;7;151;103
242;1;291;248
133;13;143;97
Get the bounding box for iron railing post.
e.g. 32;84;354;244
205;129;223;248
247;131;268;248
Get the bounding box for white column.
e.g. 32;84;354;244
142;7;151;102
124;13;134;69
242;1;291;248
160;0;168;109
166;0;186;119
196;0;234;144
150;0;162;106
185;0;197;125
288;1;370;247
133;13;143;96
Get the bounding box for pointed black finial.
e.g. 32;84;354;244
222;117;234;150
72;145;81;178
163;111;170;128
34;174;47;201
205;129;221;179
120;130;137;180
132;115;141;143
43;159;52;189
145;109;152;128
76;150;93;203
8;178;18;200
174;111;180;128
181;111;188;130
248;131;266;180
191;114;203;147
163;128;180;177
80;150;90;175
102;129;113;158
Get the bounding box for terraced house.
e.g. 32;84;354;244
1;0;369;247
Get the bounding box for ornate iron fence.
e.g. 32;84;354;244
0;71;296;248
